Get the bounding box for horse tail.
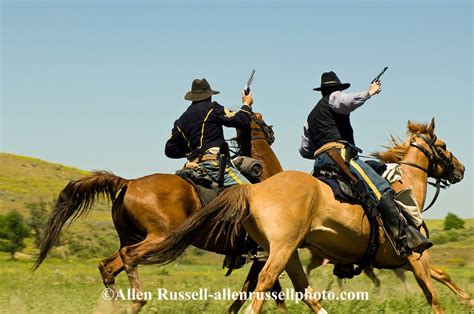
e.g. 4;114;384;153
33;170;129;270
144;184;252;265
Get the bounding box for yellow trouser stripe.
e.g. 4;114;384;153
349;160;382;200
226;168;244;185
199;109;214;148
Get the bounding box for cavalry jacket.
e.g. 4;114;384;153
307;95;356;150
165;100;252;159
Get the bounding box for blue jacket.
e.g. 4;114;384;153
165;100;252;159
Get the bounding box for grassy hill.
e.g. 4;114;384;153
0;153;90;215
0;152;118;258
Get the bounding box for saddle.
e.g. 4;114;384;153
176;167;219;207
176;156;263;207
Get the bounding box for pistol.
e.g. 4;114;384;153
371;66;388;84
243;70;255;95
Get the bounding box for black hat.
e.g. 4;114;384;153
184;78;220;101
313;71;350;91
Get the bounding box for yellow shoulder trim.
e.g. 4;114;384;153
224;108;237;118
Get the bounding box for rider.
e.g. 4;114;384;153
165;78;253;187
302;71;432;256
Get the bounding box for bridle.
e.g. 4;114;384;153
227;113;275;157
399;133;456;212
250;114;275;145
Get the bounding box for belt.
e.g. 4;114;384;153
187;146;220;163
314;141;346;158
189;154;218;163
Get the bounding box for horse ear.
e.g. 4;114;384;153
407;120;415;133
428;117;435;135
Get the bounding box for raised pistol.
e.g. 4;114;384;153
243;70;255;95
371;66;388;84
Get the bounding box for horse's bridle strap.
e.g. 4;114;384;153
399;161;428;173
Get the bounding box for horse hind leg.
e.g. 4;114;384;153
407;252;443;313
119;235;164;313
98;251;124;293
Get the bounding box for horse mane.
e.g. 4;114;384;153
372;121;431;163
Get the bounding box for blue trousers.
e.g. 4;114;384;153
314;148;391;202
200;160;250;187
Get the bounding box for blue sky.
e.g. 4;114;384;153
1;0;472;218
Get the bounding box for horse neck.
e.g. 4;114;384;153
392;145;430;210
236;126;283;180
250;136;283;179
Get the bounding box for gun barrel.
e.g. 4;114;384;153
247;70;255;87
372;66;388;83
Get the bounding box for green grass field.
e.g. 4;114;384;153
2;220;473;314
1;246;472;314
1;153;472;313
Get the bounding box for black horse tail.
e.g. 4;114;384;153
144;184;252;265
33;171;128;270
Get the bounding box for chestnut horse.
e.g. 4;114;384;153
33;113;284;313
149;119;469;313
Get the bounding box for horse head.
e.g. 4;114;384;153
406;118;465;185
250;112;275;145
235;112;275;154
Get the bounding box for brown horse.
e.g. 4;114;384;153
149;119;469;313
33;113;284;313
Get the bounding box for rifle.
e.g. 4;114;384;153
243;70;255;95
371;66;388;84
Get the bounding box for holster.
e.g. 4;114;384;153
326;147;357;183
217;142;229;188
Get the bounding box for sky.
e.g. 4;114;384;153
1;0;472;218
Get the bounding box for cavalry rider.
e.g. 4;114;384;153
302;71;432;256
165;78;253;187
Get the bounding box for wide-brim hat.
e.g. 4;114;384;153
184;78;220;101
313;71;350;91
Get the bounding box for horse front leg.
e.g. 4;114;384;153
430;265;473;307
407;252;443;313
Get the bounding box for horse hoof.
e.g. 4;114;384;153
317;308;328;314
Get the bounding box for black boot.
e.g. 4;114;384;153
379;191;432;255
405;224;433;253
